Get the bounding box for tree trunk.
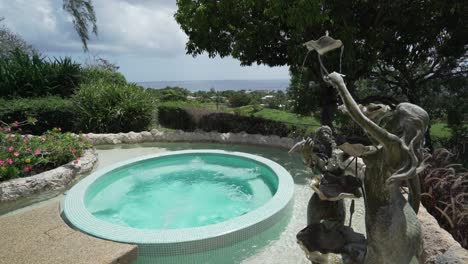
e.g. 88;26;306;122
319;82;338;129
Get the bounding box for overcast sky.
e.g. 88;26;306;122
0;0;289;82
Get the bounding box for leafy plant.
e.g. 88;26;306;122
73;80;155;133
0;122;92;181
419;148;468;248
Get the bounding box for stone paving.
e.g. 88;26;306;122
0;200;137;264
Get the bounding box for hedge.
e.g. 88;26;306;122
0;97;75;134
157;105;295;137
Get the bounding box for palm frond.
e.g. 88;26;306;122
62;0;98;52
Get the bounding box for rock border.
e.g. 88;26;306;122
418;206;468;263
84;129;296;149
0;149;97;206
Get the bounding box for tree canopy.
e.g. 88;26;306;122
175;0;467;125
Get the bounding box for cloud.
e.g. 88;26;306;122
0;0;186;57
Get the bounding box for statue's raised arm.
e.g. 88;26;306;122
326;72;401;149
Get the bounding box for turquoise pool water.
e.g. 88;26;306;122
85;153;278;229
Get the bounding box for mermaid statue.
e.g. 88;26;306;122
293;33;428;264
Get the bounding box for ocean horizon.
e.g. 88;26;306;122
138;79;290;91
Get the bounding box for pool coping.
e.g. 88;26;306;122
63;149;294;246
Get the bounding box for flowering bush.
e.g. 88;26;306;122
0;120;92;181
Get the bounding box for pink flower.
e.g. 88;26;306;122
12;121;19;127
41;137;46;142
25;147;32;153
34;150;41;155
7;158;13;165
0;160;4;166
7;146;14;152
24;166;32;173
5;127;11;132
13;152;19;157
70;148;77;154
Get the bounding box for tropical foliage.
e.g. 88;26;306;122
0;50;82;98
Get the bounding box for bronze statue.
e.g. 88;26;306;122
295;33;429;264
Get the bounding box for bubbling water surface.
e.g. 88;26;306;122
85;154;278;229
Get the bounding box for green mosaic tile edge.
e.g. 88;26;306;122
63;150;294;252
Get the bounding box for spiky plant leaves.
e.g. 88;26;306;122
419;148;468;248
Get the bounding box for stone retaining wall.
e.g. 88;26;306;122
84;129;296;149
418;206;468;263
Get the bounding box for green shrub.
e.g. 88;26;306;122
73;80;155;133
0;50;82;98
0;125;92;181
0;97;75;134
199;112;292;136
157;104;294;137
157;105;197;131
81;67;127;85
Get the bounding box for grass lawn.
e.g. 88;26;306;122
159;101;455;139
252;108;320;127
431;122;452;139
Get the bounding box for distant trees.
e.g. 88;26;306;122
150;87;190;102
0;18;37;59
228;92;251;107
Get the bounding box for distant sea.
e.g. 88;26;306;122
138;79;289;92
